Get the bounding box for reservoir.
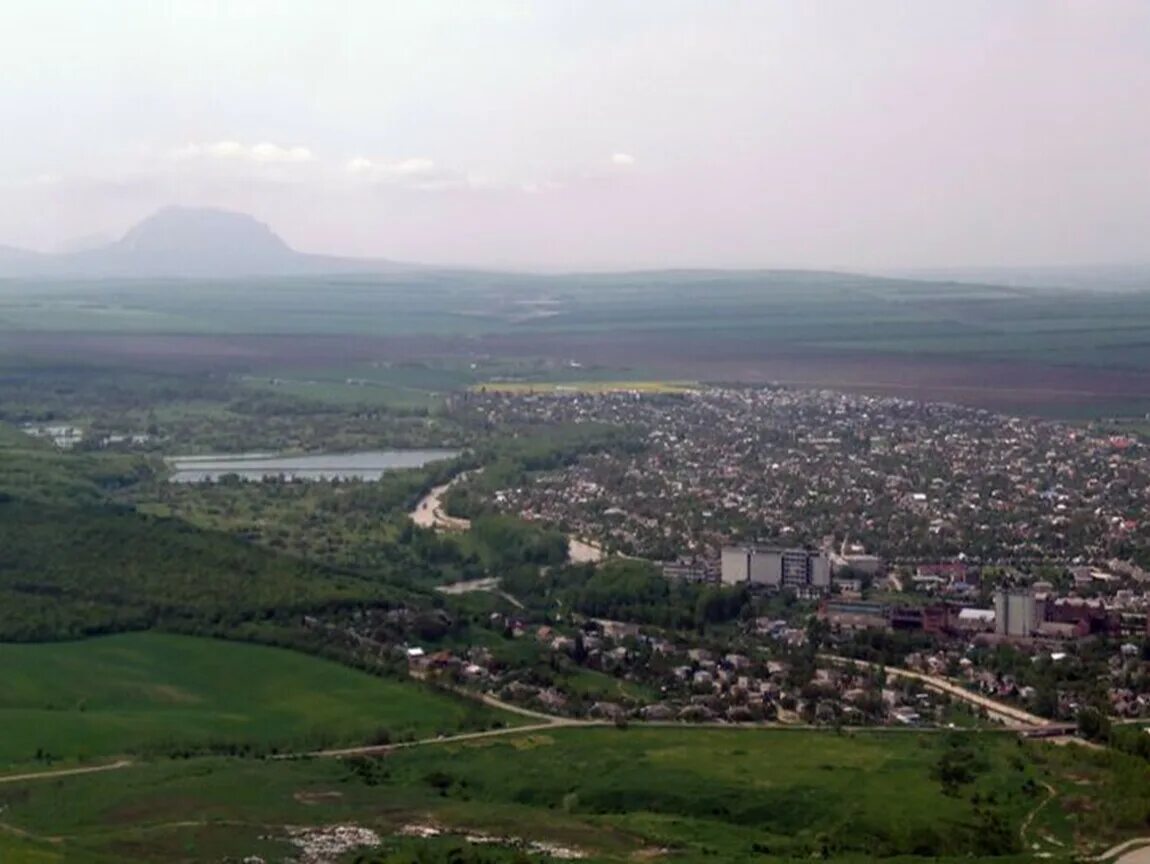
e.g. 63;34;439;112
167;449;459;483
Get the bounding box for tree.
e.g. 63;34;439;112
1077;706;1111;743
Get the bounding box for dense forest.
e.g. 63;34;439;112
0;416;573;649
0;421;425;642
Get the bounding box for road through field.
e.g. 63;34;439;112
0;759;132;785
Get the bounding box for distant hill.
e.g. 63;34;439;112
0;244;44;266
0;206;404;278
884;264;1150;293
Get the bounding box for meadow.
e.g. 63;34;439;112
1;726;1146;863
0;632;511;770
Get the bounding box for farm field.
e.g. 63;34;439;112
0;633;513;771
0;726;1145;863
9;267;1150;417
474;379;698;394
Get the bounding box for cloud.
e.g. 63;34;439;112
0;172;65;192
611;152;636;166
345;155;489;191
171;141;314;163
346;156;438;179
520;179;564;194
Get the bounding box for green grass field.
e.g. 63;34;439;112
0;633;513;770
2;726;1145;863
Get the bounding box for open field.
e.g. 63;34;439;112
474;379;698;394
7;327;1150;418
7;270;1150;416
0;633;513;770
0;726;1146;863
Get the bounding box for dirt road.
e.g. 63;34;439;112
0;759;132;785
411;472;606;566
435;577;524;609
1096;838;1150;864
410;478;471;531
301;720;594;759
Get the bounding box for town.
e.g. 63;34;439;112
423;386;1150;728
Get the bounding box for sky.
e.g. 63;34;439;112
2;0;1149;270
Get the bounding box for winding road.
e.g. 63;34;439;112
410;473;605;563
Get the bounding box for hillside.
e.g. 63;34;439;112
0;425;415;640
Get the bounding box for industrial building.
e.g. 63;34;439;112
994;588;1037;637
720;545;830;591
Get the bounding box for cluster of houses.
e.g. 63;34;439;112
22;423;151;450
403;613;952;727
453;387;1150;570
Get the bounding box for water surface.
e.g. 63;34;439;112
167;449;458;483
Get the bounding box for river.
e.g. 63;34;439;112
166;449;459;483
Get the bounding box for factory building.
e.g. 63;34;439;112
994;588;1037;637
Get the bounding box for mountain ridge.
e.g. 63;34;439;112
0;207;404;278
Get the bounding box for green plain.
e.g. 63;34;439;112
3;727;1144;863
0;633;511;769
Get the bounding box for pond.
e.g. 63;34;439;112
166;449;459;483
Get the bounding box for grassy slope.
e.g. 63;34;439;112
5;727;1144;863
0;633;511;770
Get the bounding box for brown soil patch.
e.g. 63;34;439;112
293;790;345;805
1061;796;1098;814
631;847;671;860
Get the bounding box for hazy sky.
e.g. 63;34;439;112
3;1;1149;269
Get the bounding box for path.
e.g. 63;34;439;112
435;577;524;609
820;654;1050;728
301;719;593;759
1020;781;1057;850
1096;838;1150;864
0;759;132;785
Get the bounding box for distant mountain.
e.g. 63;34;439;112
0;207;404;278
50;231;117;255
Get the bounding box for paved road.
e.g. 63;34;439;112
0;759;133;785
820;654;1050;728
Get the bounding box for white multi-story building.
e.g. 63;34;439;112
721;545;830;592
994;588;1037;637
